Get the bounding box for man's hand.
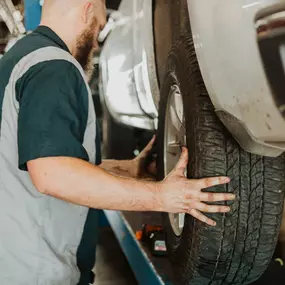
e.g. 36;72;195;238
158;147;234;226
130;136;156;179
100;136;156;179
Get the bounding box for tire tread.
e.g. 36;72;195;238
158;36;285;285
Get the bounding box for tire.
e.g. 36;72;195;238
157;36;285;285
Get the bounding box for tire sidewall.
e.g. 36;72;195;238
157;42;198;277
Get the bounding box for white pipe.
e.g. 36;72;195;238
0;0;25;36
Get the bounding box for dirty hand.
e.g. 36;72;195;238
158;147;234;226
130;136;157;179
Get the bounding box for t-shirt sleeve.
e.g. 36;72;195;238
17;60;89;171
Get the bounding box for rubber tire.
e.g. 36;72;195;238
157;36;285;285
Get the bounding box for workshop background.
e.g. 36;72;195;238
1;1;285;285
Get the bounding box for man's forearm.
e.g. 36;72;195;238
28;157;161;212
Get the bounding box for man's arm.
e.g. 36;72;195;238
28;148;235;226
100;136;156;179
28;156;158;211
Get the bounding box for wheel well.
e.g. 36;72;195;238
153;0;190;86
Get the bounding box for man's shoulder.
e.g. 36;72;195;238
2;32;55;65
0;32;67;87
17;59;86;100
24;58;82;81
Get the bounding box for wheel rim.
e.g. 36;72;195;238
164;84;186;236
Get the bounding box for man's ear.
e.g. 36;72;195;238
82;1;94;24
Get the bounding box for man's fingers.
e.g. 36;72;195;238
200;192;236;202
173;147;188;173
188;209;216;226
198;176;231;189
195;202;231;213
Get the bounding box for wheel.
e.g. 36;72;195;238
157;36;285;285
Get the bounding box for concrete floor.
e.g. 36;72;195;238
94;228;138;285
93;227;285;285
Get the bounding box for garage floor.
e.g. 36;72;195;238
94;227;285;285
94;228;138;285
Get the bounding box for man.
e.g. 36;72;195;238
0;0;235;284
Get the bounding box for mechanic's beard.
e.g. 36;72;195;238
75;20;97;80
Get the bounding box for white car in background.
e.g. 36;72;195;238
99;1;285;284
